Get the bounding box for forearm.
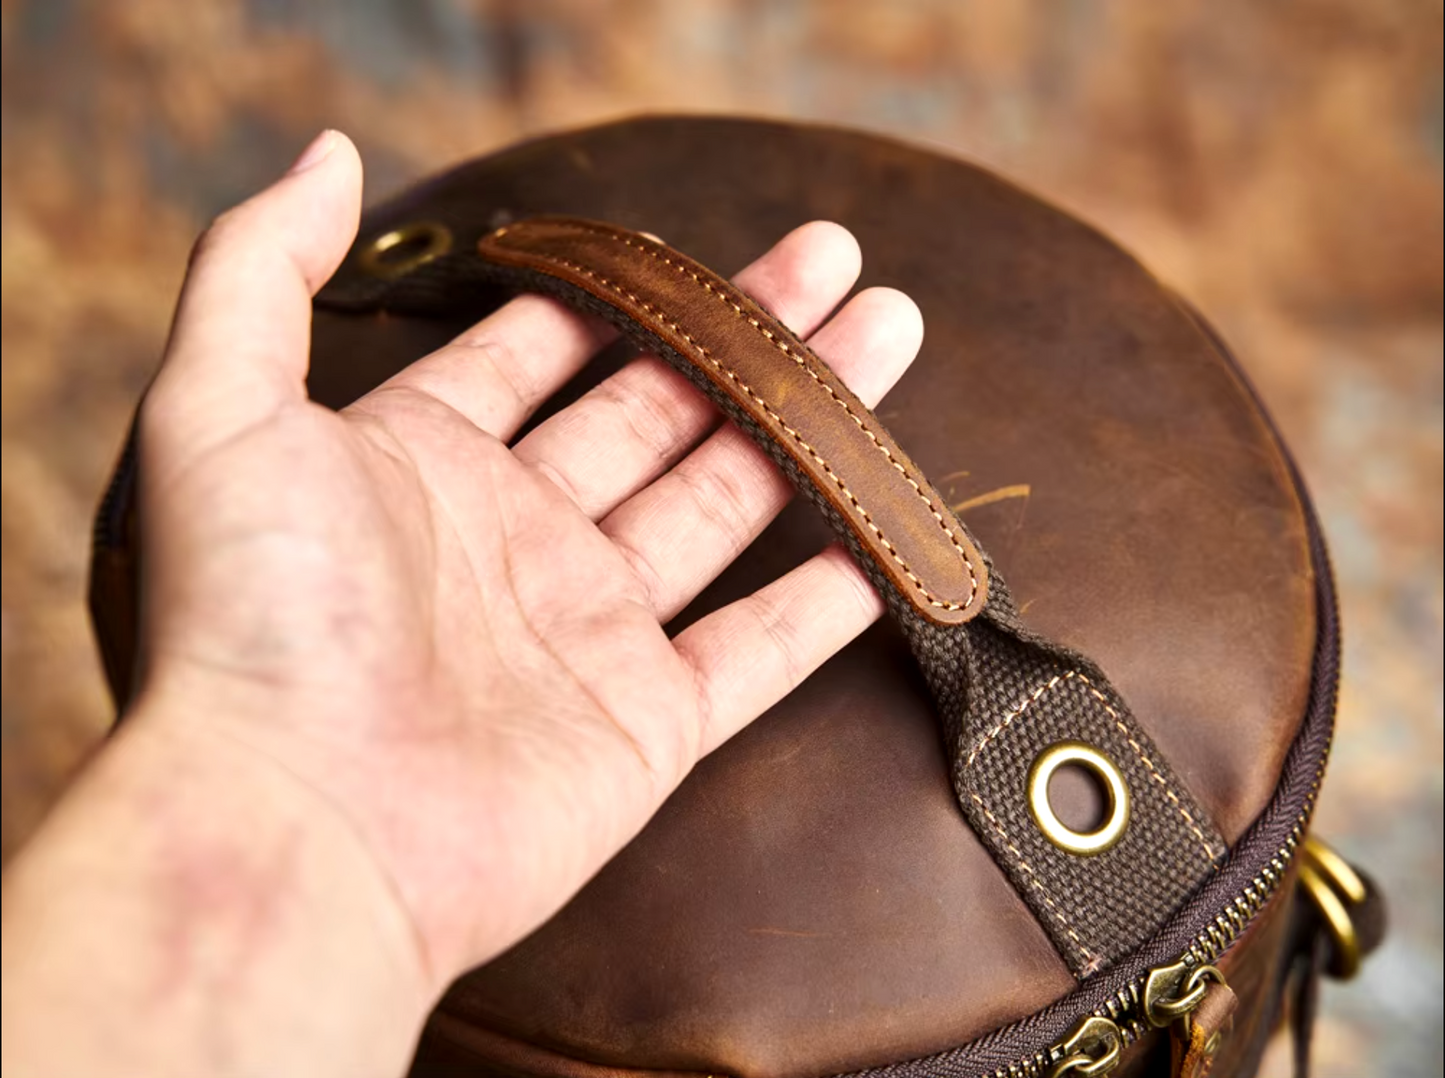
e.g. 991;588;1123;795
1;702;432;1078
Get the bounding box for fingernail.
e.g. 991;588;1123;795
287;129;337;175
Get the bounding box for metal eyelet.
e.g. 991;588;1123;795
356;221;453;279
1028;741;1130;856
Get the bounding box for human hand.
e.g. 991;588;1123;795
139;128;922;977
2;130;922;1077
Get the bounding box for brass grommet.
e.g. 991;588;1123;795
357;221;453;279
1028;740;1130;855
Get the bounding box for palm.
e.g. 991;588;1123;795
136;138;922;977
148;394;696;960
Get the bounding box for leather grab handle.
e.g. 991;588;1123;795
477;217;989;626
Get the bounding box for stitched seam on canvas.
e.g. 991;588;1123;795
967;670;1220;868
1076;674;1222;868
554;221;979;612
969;792;1098;968
520;250;974;613
965;670;1076;768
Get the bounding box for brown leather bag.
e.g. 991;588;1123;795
89;117;1384;1078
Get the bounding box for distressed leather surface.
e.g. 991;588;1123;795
1204;866;1300;1078
293;117;1313;1075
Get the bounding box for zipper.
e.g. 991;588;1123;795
814;309;1340;1078
92;218;1345;1078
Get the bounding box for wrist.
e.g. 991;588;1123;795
2;695;435;1078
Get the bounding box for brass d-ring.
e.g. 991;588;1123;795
1298;855;1363;979
1028;741;1130;856
357;221;453;279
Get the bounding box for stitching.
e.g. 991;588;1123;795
1077;674;1222;868
534;221;978;613
517;245;977;613
966;671;1073;768
518;225;1223;870
969;791;1099;968
967;670;1221;869
593;226;979;608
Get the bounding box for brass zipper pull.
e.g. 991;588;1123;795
1143;960;1225;1028
1143;959;1235;1076
1047;1014;1124;1077
1168;977;1238;1077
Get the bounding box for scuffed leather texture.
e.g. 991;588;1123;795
1170;981;1238;1078
476;216;989;626
1000;868;1303;1078
90;116;1319;1078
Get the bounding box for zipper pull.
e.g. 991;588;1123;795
1170;976;1237;1077
1144;959;1236;1076
1047;1014;1124;1077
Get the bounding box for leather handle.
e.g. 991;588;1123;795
476;216;989;626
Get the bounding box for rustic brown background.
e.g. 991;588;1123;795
2;1;1440;1074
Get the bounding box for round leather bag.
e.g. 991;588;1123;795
90;116;1341;1078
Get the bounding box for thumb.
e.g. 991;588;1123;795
145;130;363;454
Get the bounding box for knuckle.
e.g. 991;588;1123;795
189;209;243;267
610;530;669;614
598;366;693;463
675;456;756;544
749;591;807;688
463;336;536;411
831;547;884;620
527;457;586;514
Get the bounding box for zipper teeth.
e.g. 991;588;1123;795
975;319;1340;1078
979;1043;1055;1077
1182;731;1331;972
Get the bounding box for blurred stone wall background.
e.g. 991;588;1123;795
2;1;1440;1073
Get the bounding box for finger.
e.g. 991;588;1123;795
381;221;862;449
145;131;363;456
672;544;885;757
371;291;615;441
509;221;863;517
602;287;924;621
